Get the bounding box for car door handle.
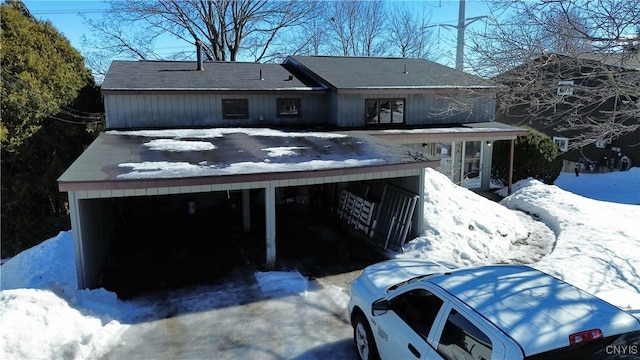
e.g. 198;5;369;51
407;343;421;358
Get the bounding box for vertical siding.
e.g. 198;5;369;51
332;92;496;128
106;92;329;129
336;94;365;127
105;90;496;130
329;93;339;125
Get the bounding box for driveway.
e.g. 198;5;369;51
99;197;555;360
100;267;361;360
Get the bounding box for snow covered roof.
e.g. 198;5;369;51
57;128;435;192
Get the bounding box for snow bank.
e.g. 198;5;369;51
501;179;640;310
255;270;308;295
395;169;530;265
0;232;132;360
1;232;76;290
0;288;126;360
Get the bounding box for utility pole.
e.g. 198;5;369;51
430;0;489;71
456;0;466;71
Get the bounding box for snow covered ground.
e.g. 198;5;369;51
1;167;639;359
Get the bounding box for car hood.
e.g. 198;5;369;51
359;259;455;296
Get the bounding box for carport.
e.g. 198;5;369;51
58;128;435;290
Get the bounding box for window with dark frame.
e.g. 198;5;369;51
553;136;569;152
557;80;574;96
222;99;249;119
365;98;405;125
277;98;301;117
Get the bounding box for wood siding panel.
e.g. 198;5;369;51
332;92;496;128
336;94;364;127
409;92;495;125
106;93;328;129
329;94;338;125
105;90;495;129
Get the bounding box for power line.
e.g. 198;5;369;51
2;73;104;123
6;99;102;126
30;9;115;15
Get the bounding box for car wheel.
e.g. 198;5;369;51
353;313;380;360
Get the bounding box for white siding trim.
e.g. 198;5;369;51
68;192;87;289
69;169;425;199
416;170;425;236
265;185;276;269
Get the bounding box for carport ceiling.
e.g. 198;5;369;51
58;128;435;192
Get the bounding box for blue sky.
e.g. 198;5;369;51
22;0;495;69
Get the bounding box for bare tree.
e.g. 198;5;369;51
386;2;438;59
82;0;319;74
82;0;446;77
540;8;593;54
274;1;331;58
358;0;386;56
326;0;387;57
467;0;640;149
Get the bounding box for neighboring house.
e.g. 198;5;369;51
494;52;640;172
58;54;527;290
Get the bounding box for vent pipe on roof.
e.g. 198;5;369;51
260;69;264;80
403;63;408;74
196;40;204;71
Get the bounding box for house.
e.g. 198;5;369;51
494;52;640;172
58;54;527;292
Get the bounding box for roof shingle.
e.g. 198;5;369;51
101;60;323;91
285;55;498;89
101;56;499;91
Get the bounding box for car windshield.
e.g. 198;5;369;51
526;331;640;360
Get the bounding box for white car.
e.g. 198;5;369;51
348;259;640;360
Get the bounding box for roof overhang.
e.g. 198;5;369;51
58;128;436;193
370;122;529;142
101;89;327;95
334;87;501;95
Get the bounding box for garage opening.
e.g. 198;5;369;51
273;184;387;278
98;193;249;299
96;177;419;299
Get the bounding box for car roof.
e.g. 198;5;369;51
427;265;640;356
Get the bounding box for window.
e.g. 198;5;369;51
365;98;405;125
222;99;249;119
391;289;444;340
437;309;492;360
277;98;300;117
553;136;569;152
557;80;574;96
595;139;609;149
463;141;481;178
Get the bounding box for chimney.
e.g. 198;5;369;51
196;40;204;71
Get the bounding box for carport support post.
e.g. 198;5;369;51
242;189;251;233
508;139;515;195
67;192;87;289
416;170;425;236
265;185;277;269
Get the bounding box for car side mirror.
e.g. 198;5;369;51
371;298;389;316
